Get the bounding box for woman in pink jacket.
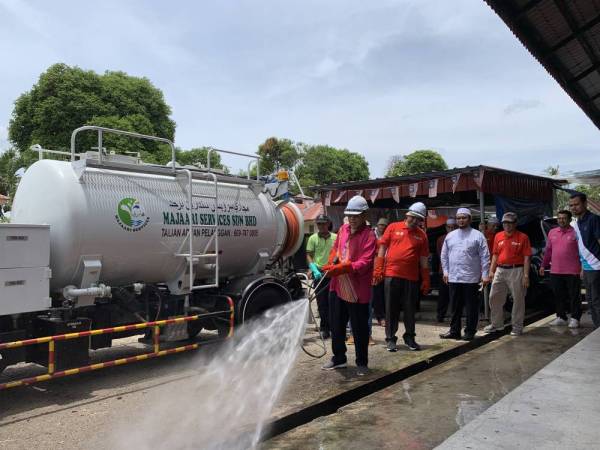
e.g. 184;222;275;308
321;196;376;376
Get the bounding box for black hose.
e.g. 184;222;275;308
301;272;329;359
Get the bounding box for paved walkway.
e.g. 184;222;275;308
263;315;593;449
436;325;600;450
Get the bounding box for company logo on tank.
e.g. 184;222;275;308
115;197;150;232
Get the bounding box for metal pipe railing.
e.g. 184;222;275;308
30;144;81;161
206;147;260;180
70;126;177;172
0;298;235;390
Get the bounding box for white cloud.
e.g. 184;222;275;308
0;0;599;178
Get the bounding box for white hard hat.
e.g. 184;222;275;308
407;202;426;220
344;195;369;215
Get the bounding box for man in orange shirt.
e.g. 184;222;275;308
373;202;430;351
483;217;499;252
484;212;532;336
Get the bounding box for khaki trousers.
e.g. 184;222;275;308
489;267;526;331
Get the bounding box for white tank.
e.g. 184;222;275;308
11;159;303;292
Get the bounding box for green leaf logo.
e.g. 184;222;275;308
118;197;137;227
116;197;148;231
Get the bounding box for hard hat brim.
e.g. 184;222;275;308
406;211;425;220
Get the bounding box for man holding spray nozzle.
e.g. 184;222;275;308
306;215;336;339
321;196;376;376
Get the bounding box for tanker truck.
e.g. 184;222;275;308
0;126;305;375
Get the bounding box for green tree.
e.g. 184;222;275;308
544;165;560;177
257;137;304;174
386;149;448;177
8;63;175;158
0;147;38;200
177;147;225;171
295;145;370;192
575;184;600;202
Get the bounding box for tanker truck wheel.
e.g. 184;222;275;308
241;284;291;323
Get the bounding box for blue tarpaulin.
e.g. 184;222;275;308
495;195;552;225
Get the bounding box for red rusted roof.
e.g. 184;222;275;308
296;200;324;221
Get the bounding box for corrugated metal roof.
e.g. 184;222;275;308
312;164;564;191
485;0;600;130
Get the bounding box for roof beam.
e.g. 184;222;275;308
513;0;547;22
547;12;600;54
555;0;600;85
570;61;600;83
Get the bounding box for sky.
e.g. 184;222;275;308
1;0;599;177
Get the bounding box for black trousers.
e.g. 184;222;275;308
449;283;480;336
315;277;331;331
583;270;600;328
372;282;385;321
384;277;419;341
437;280;450;321
550;274;582;320
329;292;370;366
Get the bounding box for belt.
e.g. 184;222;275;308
498;264;524;269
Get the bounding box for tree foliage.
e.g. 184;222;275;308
177;147;224;171
257;137;304;174
575;184;600;202
386;149;448;177
252;138;370;194
295;145;370;192
8;63;176;159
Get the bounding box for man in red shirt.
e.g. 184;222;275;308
484;212;532;336
373;202;430;351
539;210;582;328
321;196;376;376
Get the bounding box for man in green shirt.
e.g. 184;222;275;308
307;214;337;339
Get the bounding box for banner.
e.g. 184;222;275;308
473;168;485;189
409;183;419;198
428;179;439;198
367;188;380;203
451;173;461;194
324;190;332;207
333;190;346;203
390;186;400;203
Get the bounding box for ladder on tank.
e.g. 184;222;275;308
174;169;220;291
174;147;260;291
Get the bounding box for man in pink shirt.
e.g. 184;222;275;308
321;196;376;376
540;210;582;328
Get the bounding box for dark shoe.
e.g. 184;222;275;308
439;331;461;340
322;360;347;370
320;330;330;339
386;340;398;352
356;366;369;376
462;334;475;341
404;336;421;351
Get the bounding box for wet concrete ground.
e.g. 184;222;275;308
438;326;600;450
262;315;593;450
0;297;587;449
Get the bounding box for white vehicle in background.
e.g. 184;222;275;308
0;126;305;377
